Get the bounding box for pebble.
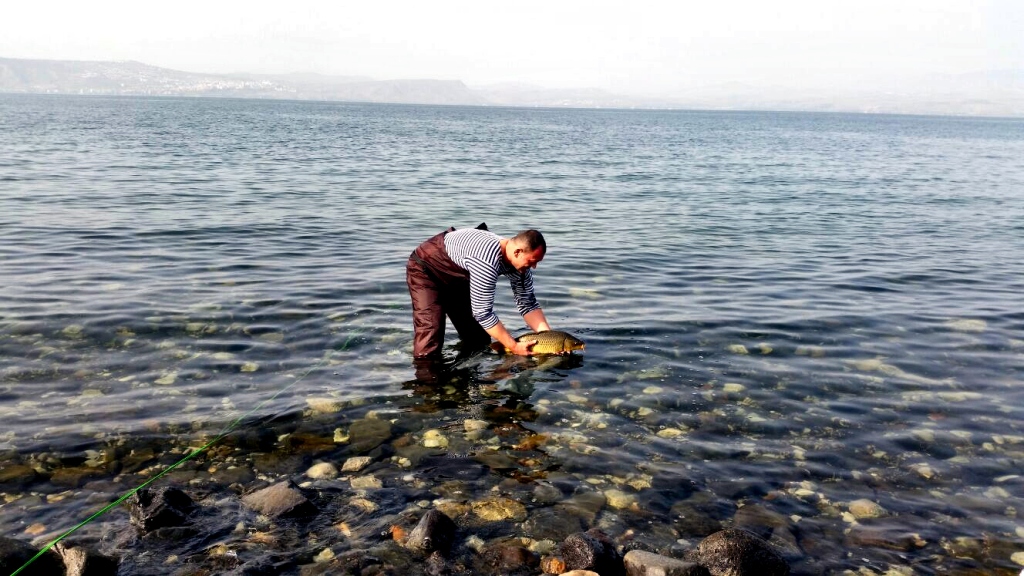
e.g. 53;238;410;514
656;428;685;439
155;372;177;385
423;429;449;448
945;318;987;333
604;489;637;510
342;456;373;472
240;362;259;372
728;344;749;355
472;496;527;522
848;498;887;519
1011;551;1024;566
464;419;489;432
722;383;746;393
351;475;383;490
306;462;339;480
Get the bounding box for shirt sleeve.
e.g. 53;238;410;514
466;257;502;329
510;269;541;317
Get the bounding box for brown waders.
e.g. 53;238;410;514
406;224;492;359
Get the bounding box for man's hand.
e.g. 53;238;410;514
510;339;537;356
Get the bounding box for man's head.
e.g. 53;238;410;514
506;229;546;272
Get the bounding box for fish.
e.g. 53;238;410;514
491;330;585;355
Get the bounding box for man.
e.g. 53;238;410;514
406;223;553;359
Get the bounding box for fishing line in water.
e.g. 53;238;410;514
11;331;363;576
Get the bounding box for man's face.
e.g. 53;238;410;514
509;245;544;272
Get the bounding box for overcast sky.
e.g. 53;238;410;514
3;0;1021;94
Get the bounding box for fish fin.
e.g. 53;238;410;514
489;341;508;354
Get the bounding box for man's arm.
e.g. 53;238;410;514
523;309;551;332
485;321;536;355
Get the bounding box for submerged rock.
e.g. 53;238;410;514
241;481;316;519
623;550;710;576
559;529;625;576
54;542;120;576
405;509;458;554
688;529;789;576
0;536;64;576
127;486;196;532
348;418;393;453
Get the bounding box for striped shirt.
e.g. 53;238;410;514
443;228;540;329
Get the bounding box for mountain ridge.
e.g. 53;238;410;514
2;57;1022;117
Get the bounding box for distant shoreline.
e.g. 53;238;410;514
3;90;1024;121
2;56;1022;119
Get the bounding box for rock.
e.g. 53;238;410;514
0;464;38;489
472;496;528;522
847;499;887;520
0;536;64;576
523;508;587;541
341;456;373;473
305;462;338;480
241;481;317;519
624;550;711;576
55;542;120;576
405;510;457;555
348;418;392;453
541;555;567;574
350;475;383;490
844;525;926;552
128;486;196;532
689;529;789;576
556;491;607;524
559;529;625;576
605;489;638;510
478;540;540;575
731;504;791;541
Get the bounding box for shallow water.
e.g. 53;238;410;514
2;95;1024;574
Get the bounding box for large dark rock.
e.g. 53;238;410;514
348;418;393;454
127;486;196;532
559;529;625;576
0;537;64;576
624;550;710;576
241;481;317;519
54;543;120;576
689;529;789;576
405;509;457;555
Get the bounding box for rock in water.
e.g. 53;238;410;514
241;481;317;519
689;529;789;576
0;537;64;576
405;509;457;554
559;529;625;576
54;542;120;576
127;486;196;532
624;550;710;576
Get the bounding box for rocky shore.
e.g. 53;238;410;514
3;392;1024;575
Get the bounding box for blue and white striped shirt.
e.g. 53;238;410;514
443;228;540;329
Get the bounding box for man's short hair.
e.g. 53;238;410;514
512;229;546;254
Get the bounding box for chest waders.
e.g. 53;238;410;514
406;223;492;358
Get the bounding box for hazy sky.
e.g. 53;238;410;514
3;0;1021;94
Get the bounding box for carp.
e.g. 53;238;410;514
492;330;585;355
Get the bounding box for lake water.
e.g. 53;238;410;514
1;94;1024;575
